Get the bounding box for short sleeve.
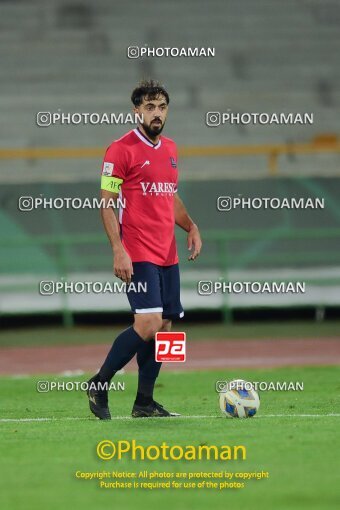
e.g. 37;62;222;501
101;142;127;180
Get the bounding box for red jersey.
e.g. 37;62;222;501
101;128;179;266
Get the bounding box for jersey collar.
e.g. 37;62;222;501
133;128;162;149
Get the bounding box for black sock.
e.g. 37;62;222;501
135;339;162;405
89;373;101;385
135;391;153;406
99;326;145;383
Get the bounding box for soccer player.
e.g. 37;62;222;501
87;80;202;419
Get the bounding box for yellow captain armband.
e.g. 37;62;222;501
101;175;124;193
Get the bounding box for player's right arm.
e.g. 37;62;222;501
100;144;133;284
100;188;133;284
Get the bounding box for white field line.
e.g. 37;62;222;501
1;413;340;423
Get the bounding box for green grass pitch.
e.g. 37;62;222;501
0;365;339;510
1;320;340;347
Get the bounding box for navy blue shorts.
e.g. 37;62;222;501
127;262;184;320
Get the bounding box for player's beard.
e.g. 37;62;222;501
142;119;165;139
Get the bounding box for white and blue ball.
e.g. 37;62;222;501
219;379;260;418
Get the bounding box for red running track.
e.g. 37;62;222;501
0;338;339;375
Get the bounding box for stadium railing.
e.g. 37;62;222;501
1;227;340;326
0;135;340;175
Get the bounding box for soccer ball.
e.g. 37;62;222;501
219;379;260;418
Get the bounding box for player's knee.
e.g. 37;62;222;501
134;314;163;340
142;317;163;339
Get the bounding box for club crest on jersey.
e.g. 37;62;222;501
140;182;177;196
170;157;177;168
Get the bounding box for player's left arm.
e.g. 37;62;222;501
174;193;202;260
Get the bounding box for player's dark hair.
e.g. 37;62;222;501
131;79;170;106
